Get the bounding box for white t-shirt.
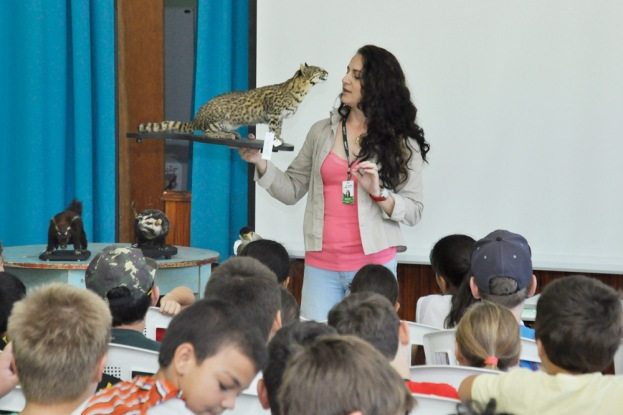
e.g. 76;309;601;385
416;295;452;329
148;398;194;415
473;368;623;415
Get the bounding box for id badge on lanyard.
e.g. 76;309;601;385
341;121;358;205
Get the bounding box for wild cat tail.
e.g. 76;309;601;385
138;121;196;133
66;199;83;216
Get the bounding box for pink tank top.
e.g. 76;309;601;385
305;151;396;271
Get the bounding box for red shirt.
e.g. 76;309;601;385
406;380;459;399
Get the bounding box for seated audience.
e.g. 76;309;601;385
8;283;111;415
0;342;18;399
459;275;623;415
328;292;459;399
418;234;476;328
259;321;336;415
455;301;521;371
86;245;194;351
349;264;400;312
239;239;292;287
0;271;26;350
279;335;415;415
279;286;300;326
204;256;282;342
469;230;537;370
83;299;268;415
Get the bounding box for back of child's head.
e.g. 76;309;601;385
471;230;533;309
264;321;336;415
534;275;623;373
158;298;268;373
455;301;521;371
279;335;415;415
430;234;475;291
85;245;157;326
204;256;280;341
0;271;26;334
239;239;291;285
8;282;111;404
349;264;398;305
327;292;400;360
280;286;300;327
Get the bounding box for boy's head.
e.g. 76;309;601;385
328;292;404;360
279;335;415;415
279;286;300;327
470;230;536;310
0;271;26;335
534;275;623;374
85;245;158;327
159;299;268;414
8;283;111;404
259;321;336;415
204;256;281;342
239;239;291;287
350;264;400;311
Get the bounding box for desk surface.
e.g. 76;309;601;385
3;243;220;270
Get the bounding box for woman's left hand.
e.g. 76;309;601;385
355;160;382;197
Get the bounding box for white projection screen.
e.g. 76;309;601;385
254;0;623;273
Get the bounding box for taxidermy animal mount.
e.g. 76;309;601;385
132;203;170;249
46;199;88;255
233;226;262;256
138;64;328;146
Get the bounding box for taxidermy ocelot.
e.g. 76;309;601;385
138;64;328;146
132;204;170;249
46;199;88;255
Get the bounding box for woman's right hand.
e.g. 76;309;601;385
238;134;267;173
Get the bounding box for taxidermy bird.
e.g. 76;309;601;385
132;203;170;249
46;199;88;255
234;226;262;255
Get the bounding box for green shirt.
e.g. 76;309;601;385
111;328;160;351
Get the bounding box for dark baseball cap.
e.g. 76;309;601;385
85;245;157;299
471;230;532;294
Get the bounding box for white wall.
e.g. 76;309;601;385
255;0;623;273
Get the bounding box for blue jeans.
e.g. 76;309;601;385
300;256;398;321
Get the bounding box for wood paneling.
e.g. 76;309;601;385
117;0;165;242
163;191;191;246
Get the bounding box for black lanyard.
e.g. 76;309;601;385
341;121;359;180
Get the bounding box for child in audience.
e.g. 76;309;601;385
83;299;268;415
86;245;194;351
279;286;300;326
240;239;292;287
455;301;521;371
259;321;336;415
418;234;476;328
349;264;400;312
204;256;282;342
8;283;111;415
459;275;623;415
328;292;459;399
279;335;415;415
0;271;26;350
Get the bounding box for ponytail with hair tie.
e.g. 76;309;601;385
484;356;499;369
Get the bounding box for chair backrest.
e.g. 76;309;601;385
613;339;623;375
423;330;457;365
410;393;461;415
0;386;25;413
520;337;541;363
410;365;499;389
144;307;173;341
225;392;270;415
104;343;160;381
407;321;442;346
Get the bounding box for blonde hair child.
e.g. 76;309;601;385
455;301;521;371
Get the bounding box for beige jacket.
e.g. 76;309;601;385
255;109;424;255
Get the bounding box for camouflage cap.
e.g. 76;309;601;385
85;245;157;299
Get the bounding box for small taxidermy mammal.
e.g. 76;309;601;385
138;64;328;146
46;199;88;255
132;203;170;249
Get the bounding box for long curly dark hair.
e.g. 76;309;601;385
338;45;430;191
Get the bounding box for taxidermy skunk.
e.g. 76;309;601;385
132;203;170;249
46;199;88;254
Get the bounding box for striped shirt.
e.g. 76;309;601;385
82;376;181;415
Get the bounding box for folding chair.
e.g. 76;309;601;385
410;365;499;389
104;343;160;381
520;337;541;364
423;330;457;365
406;321;441;365
225;392;270;415
0;385;25;412
411;393;461;415
144;307;173;341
